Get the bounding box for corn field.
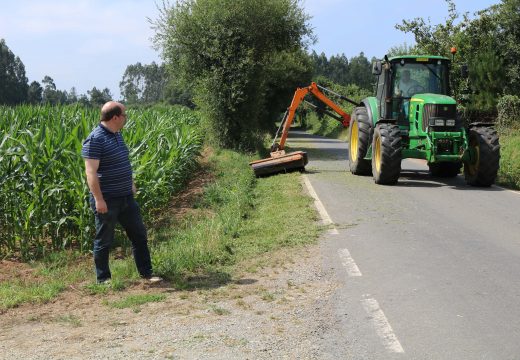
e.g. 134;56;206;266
0;105;202;259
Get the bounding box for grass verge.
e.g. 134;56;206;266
497;128;520;189
0;148;319;311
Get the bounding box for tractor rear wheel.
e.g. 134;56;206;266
349;107;372;175
372;123;402;185
464;126;500;186
429;162;462;178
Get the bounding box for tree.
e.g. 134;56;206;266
348;52;373;91
386;42;415;57
42;76;59;104
120;62;168;104
309;51;373;90
0;39;29;104
395;0;516;111
152;0;313;150
67;87;78;104
88;87;112;107
27;81;43;104
395;0;464;57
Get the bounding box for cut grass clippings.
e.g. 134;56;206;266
0;147;320;311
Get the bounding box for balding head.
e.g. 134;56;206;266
100;101;125;122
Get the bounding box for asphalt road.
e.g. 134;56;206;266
288;130;520;360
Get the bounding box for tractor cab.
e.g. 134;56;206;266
373;56;452;126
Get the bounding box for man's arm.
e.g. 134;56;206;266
84;158;107;213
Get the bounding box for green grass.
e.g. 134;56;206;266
305;112;350;141
0;147;320;311
152;149;319;284
0;253;90;309
106;294;167;309
497;128;520;189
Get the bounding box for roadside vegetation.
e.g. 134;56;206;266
2;0;519;313
0;105;202;259
0;147;319;311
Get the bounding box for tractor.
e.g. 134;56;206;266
349;54;500;186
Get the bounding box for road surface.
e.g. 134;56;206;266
290;130;520;360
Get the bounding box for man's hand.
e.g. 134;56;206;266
95;198;108;214
132;182;137;195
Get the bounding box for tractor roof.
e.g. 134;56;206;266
387;55;450;62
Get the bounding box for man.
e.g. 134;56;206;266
395;69;422;120
395;69;420;97
82;101;161;284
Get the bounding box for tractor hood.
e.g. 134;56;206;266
410;93;457;105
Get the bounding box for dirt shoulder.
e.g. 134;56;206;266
0;244;337;359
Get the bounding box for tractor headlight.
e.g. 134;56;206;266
429;118;445;127
445;119;456;126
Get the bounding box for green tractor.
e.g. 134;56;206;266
348;55;500;186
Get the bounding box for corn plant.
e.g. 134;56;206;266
0;105;202;259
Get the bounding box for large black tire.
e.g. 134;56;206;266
429;162;462;178
464;126;500;186
372;123;402;185
349;107;372;175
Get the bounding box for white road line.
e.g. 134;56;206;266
494;185;520;196
361;296;405;354
337;248;362;277
302;175;339;234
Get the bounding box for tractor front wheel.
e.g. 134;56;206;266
463;126;500;186
349;107;372;175
372;123;402;185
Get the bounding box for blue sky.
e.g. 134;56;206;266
0;0;499;100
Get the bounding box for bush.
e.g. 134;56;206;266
497;95;520;129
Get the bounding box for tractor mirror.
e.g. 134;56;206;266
372;61;382;75
461;64;469;78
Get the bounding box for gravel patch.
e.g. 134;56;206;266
0;245;338;359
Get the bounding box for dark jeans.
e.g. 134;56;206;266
90;194;152;282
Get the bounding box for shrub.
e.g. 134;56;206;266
497;95;520;129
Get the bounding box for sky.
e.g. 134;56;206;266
0;0;500;100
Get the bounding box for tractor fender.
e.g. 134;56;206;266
362;97;378;126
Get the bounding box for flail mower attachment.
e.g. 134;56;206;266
249;150;308;177
249;82;354;177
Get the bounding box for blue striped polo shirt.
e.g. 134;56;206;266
81;124;133;199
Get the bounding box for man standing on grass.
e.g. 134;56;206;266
82;101;161;284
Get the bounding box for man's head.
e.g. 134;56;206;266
402;70;411;82
100;101;127;131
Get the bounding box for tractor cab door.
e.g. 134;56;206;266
375;66;391;121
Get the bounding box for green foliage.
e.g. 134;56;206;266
466;48;506;112
497;95;520;129
0;105;202;259
395;0;520;111
386;42;416;57
309;51;374;90
106;294;167;309
152;148;318;282
87;87;113;107
304;78;371;138
152;0;313;150
120;62;171;105
395;0;463;57
27;81;43;104
0;39;29;105
498;129;520;189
